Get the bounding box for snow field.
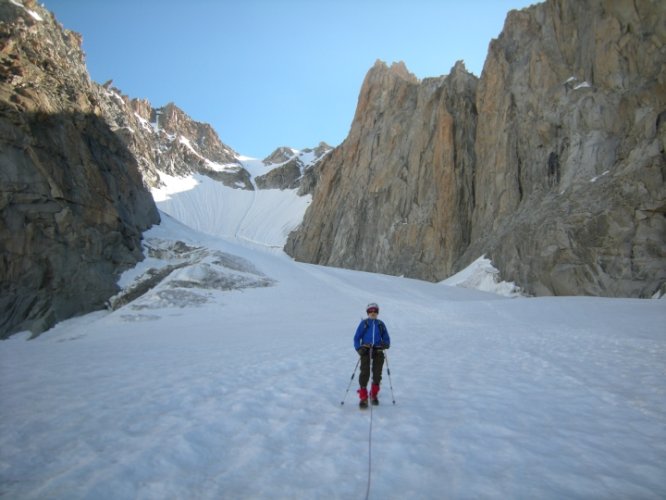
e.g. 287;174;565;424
2;176;665;499
152;172;311;248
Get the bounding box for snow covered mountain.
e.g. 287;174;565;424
2;170;665;499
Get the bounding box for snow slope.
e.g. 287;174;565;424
1;179;665;499
152;172;310;249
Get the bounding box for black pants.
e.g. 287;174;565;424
359;348;384;387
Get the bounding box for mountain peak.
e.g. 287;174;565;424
262;146;298;165
371;59;419;83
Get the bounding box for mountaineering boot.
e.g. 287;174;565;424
371;383;380;406
358;387;369;409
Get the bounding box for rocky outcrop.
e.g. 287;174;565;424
255;158;302;190
287;0;666;298
263;146;297;165
256;142;331;190
0;0;159;337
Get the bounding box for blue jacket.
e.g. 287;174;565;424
354;318;390;350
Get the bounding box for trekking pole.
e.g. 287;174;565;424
340;358;361;405
383;352;396;405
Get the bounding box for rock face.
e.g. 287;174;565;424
0;0;159;337
465;0;666;297
287;0;666;297
286;61;478;280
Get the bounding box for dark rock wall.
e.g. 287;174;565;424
0;1;159;337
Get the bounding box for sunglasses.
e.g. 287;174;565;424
367;309;379;314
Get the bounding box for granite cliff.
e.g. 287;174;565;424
287;0;666;297
286;60;477;281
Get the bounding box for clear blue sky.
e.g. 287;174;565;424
42;0;536;159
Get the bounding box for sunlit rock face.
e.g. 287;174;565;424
287;0;666;298
286;60;478;282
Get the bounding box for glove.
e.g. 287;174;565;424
382;343;390;350
357;346;369;356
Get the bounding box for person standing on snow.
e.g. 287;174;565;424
354;302;391;408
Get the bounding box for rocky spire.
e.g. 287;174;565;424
286;59;479;280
